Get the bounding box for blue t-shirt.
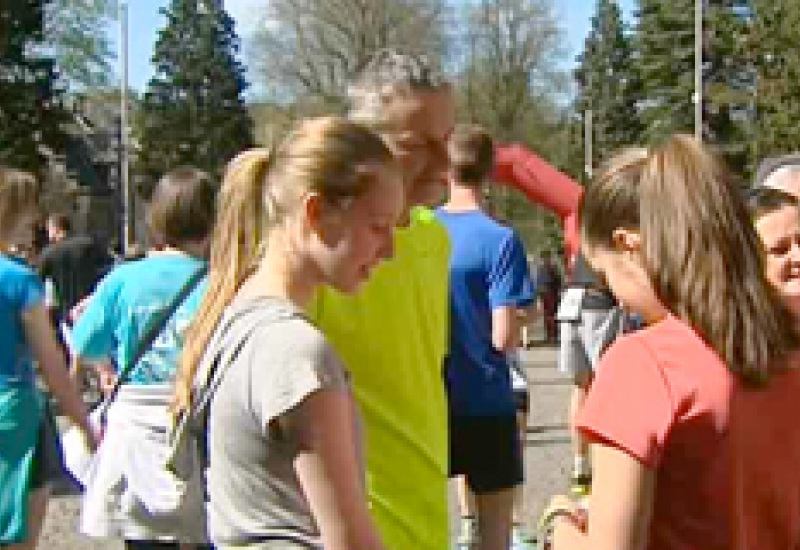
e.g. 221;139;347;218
435;209;535;416
0;255;44;387
71;254;206;385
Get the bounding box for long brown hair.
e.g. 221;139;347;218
173;117;395;412
580;134;799;386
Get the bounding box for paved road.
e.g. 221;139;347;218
39;344;570;549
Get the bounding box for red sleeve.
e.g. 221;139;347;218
576;334;674;469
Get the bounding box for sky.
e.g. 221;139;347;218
118;0;636;94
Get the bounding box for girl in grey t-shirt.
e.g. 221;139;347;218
173;118;404;549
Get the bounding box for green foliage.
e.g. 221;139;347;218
137;0;254;197
592;0;752;172
575;0;642;167
249;0;447;109
747;0;800;167
0;0;70;173
457;0;567;143
634;0;696;141
46;0;117;90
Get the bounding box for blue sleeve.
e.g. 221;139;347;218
488;231;536;309
70;270;120;361
13;264;44;311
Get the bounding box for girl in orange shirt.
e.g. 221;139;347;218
543;135;800;550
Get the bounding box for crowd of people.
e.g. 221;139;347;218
3;47;800;550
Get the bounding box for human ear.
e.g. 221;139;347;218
302;191;342;245
302;192;325;235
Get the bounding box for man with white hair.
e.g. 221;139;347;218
754;154;800;198
310;49;455;550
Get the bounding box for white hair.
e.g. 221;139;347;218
763;165;800;193
347;49;448;129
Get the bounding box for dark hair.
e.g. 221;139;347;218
747;186;799;220
580;135;799;386
147;167;217;249
48;212;72;233
448;125;495;186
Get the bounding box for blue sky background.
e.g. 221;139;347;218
118;0;635;94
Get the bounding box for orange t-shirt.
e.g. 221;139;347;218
577;315;800;550
729;357;800;549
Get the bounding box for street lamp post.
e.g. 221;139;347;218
119;1;132;254
694;0;703;141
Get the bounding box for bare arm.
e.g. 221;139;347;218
552;443;655;550
288;389;384;550
492;305;524;353
22;302;96;447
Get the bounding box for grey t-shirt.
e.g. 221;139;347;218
204;297;352;548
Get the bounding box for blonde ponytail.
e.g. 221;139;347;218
173;149;273;413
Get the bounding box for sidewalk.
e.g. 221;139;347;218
40;344;570;549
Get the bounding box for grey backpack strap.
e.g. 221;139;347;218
167;303;304;478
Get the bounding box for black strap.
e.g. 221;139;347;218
99;264;207;420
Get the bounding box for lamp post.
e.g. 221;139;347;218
119;1;132;254
694;0;703;141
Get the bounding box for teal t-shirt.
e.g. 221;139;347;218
71;254;206;385
0;254;44;388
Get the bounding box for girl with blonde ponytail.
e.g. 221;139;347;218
176;117;403;550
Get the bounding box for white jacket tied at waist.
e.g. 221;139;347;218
80;384;208;543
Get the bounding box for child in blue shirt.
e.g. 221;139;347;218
71;167;216;548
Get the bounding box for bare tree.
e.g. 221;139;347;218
458;0;567;142
248;0;448;109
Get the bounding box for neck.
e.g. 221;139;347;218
442;182;483;212
238;231;316;309
0;235;17;255
151;241;207;259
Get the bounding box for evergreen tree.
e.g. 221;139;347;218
0;0;69;173
633;0;751;173
747;0;800;165
137;0;253;196
46;0;118;91
575;0;641;170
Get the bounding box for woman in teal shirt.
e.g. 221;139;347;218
0;166;96;547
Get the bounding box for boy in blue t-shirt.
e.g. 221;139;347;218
435;125;536;550
69;167;215;546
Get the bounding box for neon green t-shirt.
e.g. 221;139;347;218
309;206;451;550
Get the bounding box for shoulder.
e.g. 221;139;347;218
0;256;40;289
0;256;43;308
243;307;347;389
598;317;718;394
411;206;449;240
0;255;36;278
256;315;334;360
399;206;451;262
